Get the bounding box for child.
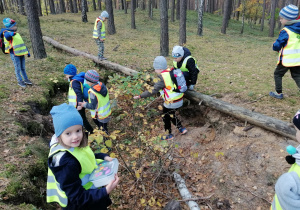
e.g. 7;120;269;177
270;4;300;99
270;110;300;209
47;103;119;209
1;18;32;88
172;45;199;90
133;56;187;140
79;70;111;134
63;64;94;134
93;11;109;60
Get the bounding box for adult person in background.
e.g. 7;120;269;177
93;11;109;60
172;46;200;91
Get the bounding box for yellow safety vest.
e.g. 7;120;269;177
88;85;111;120
160;69;184;103
46;143;103;207
173;56;198;72
4;33;28;55
68;80;83;108
270;163;300;210
278;28;300;67
93;18;106;40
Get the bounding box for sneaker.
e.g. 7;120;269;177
179;127;187;135
269;91;283;99
24;79;32;85
18;81;26;88
161;134;174;141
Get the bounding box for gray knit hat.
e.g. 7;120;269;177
279;4;299;20
153;56;167;70
172;46;184;58
274;171;300;210
85;70;99;83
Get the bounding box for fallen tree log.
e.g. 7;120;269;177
43;36;296;141
184;91;296;140
42;36;138;76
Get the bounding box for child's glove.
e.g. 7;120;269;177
188;85;194;90
27;52;30;57
286;155;296;164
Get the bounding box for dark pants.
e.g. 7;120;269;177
163;106;182;134
78;108;94;134
93;119;109;134
183;71;191;86
274;63;300;93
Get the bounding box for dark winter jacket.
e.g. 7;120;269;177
175;47;199;85
48;152;111;210
273;21;300;61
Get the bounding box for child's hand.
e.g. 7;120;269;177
133;95;141;99
104;156;113;161
78;102;86;107
105;174;119;194
76;106;82;110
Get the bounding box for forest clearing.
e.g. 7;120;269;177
1;1;300;210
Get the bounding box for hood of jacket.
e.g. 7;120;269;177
182;47;191;60
71;72;85;83
91;82;108;97
286;22;300;34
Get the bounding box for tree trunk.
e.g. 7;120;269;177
240;0;245;34
176;0;180;20
92;0;96;10
269;0;277;37
179;0;187;45
0;0;4;14
160;0;168;56
236;0;241;20
124;0;127;13
24;0;47;59
44;0;49;15
98;0;102;10
36;0;42;16
49;0;56;14
260;0;266;31
44;36;297;141
105;0;116;34
69;0;74;12
18;0;25;15
73;0;78;13
81;0;88;22
148;0;153;18
221;0;231;34
59;0;66;13
131;0;136;29
171;0;175;22
197;0;204;36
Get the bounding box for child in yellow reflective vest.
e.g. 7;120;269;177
133;56;187;141
93;11;109;60
270;110;300;210
47;103;119;209
1;18;32;88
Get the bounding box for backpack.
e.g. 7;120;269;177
0;31;8;54
169;68;187;93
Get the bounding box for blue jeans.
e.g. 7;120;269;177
10;53;28;82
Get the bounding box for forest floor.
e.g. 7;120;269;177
0;9;299;210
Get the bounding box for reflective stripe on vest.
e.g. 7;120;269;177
278;28;300;67
160;70;183;103
68;80;83;108
11;33;28;56
270;163;300;210
88;88;111;119
46;144;101;207
93;18;106;40
173;56;198;72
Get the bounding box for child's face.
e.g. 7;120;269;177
60;125;83;148
65;74;72;80
173;57;183;63
280;17;288;26
296;126;300;143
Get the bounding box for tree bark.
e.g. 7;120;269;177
179;0;187;45
18;0;25;15
81;0;88;22
269;0;277;37
197;0;204;36
221;0;232;34
131;0;136;29
176;0;180;20
43;36;297;141
0;0;4;14
92;0;96;10
148;0;153;19
171;0;175;22
240;0;245;34
124;0;127;13
49;0;56;14
24;0;47;59
59;0;66;13
105;0;116;34
235;0;241;20
44;0;48;15
160;0;169;56
73;0;78;13
260;0;266;31
69;0;74;12
98;0;102;10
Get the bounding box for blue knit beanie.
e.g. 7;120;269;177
279;4;299;20
274;171;300;210
3;18;16;28
293;110;300;130
63;64;77;76
50;103;83;137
